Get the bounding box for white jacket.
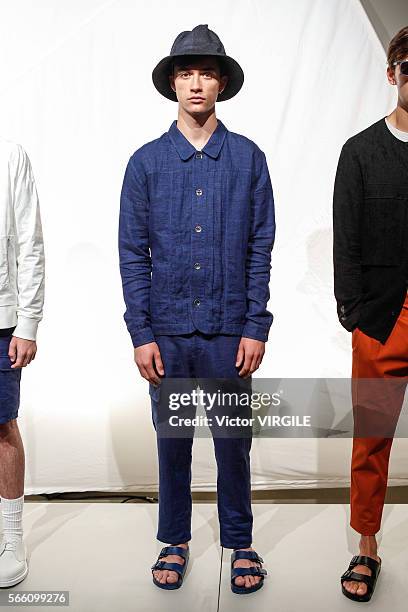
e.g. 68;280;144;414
0;140;45;340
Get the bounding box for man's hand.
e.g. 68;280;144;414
9;336;37;368
134;341;165;385
236;337;265;378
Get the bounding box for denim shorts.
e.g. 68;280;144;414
0;334;21;424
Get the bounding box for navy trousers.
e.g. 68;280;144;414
149;330;253;549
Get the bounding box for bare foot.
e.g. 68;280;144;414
342;535;380;597
152;543;188;586
232;547;264;590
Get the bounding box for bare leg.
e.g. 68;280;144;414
0;418;28;587
0;420;25;499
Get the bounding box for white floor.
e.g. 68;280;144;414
1;503;408;611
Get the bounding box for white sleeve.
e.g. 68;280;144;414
12;145;45;341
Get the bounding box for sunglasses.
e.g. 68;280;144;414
392;59;408;75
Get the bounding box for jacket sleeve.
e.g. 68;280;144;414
12;145;45;341
333;142;363;331
118;152;154;348
242;147;276;342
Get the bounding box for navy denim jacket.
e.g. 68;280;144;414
119;119;275;348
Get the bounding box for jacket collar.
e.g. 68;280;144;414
168;119;228;160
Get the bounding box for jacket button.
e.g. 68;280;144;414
195;152;203;159
340;315;346;321
195;188;203;196
391;311;396;316
194;262;201;270
193;298;201;306
194;225;202;233
340;305;345;313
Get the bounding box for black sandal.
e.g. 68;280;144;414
230;550;267;594
340;555;381;602
151;545;189;590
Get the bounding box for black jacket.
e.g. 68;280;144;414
333;117;408;344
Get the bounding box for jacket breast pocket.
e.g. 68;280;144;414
148;169;187;233
361;186;408;266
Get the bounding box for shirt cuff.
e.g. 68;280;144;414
241;321;269;342
130;326;156;348
12;316;39;341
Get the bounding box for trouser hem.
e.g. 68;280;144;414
0;412;18;425
221;541;252;550
157;533;191;544
350;520;380;536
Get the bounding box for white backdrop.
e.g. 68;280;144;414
0;0;405;494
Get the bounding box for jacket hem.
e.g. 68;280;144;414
151;322;254;336
0;307;17;330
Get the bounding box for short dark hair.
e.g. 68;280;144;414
387;26;408;68
170;55;227;77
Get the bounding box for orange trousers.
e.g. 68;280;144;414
350;292;408;535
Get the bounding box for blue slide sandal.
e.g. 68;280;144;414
151;545;190;590
231;550;267;594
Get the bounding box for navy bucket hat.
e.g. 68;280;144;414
152;24;244;102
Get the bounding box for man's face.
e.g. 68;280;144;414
169;56;228;114
387;59;408;107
